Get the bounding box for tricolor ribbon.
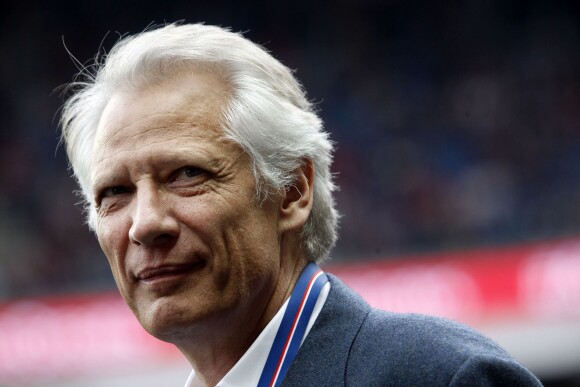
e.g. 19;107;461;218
257;263;328;387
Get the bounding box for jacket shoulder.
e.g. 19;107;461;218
348;308;542;386
284;274;542;386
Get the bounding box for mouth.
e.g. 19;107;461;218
136;261;205;283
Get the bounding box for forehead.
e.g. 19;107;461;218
92;68;231;165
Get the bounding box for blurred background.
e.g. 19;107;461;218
1;0;580;386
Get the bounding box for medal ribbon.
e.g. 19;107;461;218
257;262;328;387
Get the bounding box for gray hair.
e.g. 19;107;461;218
60;23;339;262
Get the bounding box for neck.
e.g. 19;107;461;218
178;242;309;387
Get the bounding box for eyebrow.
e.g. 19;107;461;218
90;149;226;191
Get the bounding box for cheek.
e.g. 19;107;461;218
97;220;118;256
96;217;130;279
223;208;281;272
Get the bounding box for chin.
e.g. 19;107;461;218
136;297;219;344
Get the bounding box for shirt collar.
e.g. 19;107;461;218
184;280;330;387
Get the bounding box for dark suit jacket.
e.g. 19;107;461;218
282;274;542;386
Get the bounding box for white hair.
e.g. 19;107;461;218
60;23;339;262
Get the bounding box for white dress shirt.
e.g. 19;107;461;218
184;281;330;387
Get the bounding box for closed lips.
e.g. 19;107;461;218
136;262;203;281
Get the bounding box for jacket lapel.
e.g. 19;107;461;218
281;274;371;386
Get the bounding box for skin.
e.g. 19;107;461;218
90;68;314;386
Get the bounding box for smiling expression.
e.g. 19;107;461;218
91;69;287;342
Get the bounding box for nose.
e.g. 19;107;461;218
129;185;179;247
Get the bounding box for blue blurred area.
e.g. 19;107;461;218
1;0;579;298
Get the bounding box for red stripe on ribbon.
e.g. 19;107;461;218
269;270;322;386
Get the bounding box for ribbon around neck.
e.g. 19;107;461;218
257;263;328;387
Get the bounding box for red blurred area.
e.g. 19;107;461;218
2;238;580;385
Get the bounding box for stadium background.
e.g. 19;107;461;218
1;0;579;385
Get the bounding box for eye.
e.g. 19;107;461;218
95;185;132;209
101;186;131;198
173;166;204;181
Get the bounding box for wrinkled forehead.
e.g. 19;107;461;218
93;67;231;157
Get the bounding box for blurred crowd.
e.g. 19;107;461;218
1;0;579;298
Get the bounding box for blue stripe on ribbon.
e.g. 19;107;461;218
258;263;328;387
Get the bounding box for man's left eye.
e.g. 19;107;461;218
174;166;204;180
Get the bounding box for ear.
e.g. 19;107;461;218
278;159;314;234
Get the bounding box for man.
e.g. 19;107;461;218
60;23;542;386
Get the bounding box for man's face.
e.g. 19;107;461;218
90;70;284;342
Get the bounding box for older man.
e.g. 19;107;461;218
60;23;541;386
